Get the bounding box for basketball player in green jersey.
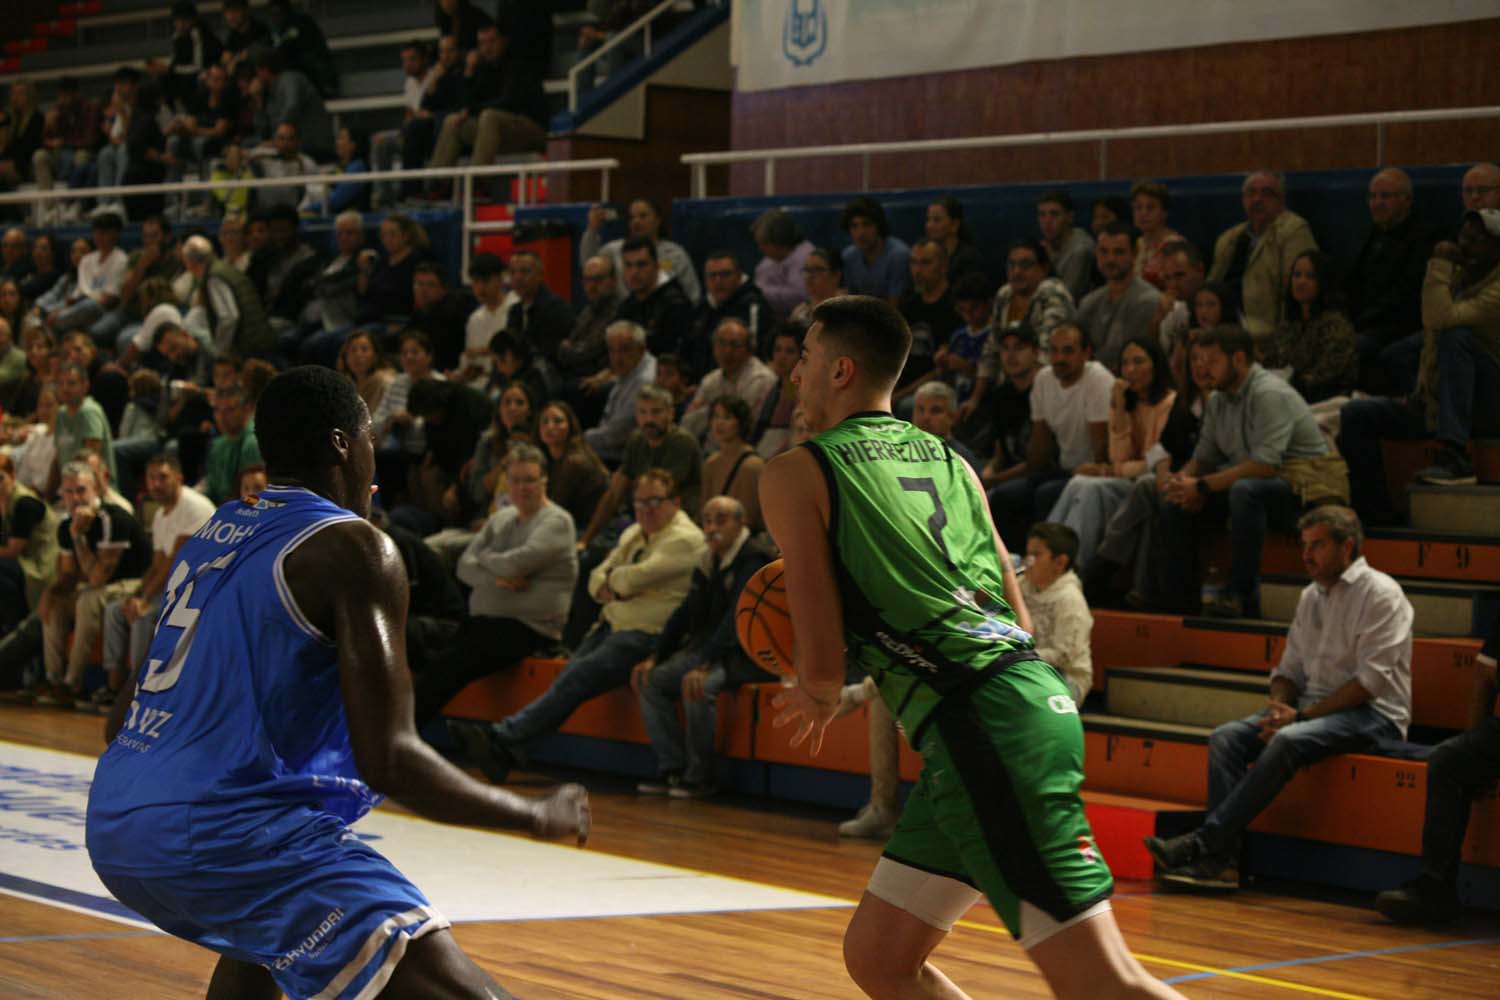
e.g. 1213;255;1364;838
761;296;1185;999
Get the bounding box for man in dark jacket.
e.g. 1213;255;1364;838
631;495;775;797
617;236;694;359
166;2;224;112
682;250;772;379
267;0;338;97
428;21;548;172
1347;167;1439;392
505;249;574;364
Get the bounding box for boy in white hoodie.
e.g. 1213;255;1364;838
1022;522;1095;706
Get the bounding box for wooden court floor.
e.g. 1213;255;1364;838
3;708;1498;1000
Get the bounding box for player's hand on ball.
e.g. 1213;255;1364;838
532;783;590;847
772;683;841;756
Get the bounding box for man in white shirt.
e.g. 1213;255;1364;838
94;453;216;712
371;41;429;207
680;318;776;443
456;252;511;387
986;323;1112;551
48;212;129;333
1145;506;1412;891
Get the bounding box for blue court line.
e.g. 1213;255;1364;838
1163;935;1500;984
0;931;158;944
0;871;143;923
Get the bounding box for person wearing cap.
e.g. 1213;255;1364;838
1339;209;1500;515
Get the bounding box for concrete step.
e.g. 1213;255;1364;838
1105;666;1265;729
1260;573;1500;638
1409;483;1500;535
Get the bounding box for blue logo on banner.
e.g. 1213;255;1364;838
783;0;827;67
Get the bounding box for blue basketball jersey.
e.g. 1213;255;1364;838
87;486;377;877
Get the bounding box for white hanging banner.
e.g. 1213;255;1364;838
733;0;1497;93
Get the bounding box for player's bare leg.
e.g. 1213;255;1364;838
377;930;516;999
843;892;970;1000
1027;910;1186;1000
205;956;280;1000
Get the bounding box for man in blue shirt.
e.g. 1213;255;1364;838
840;196;911;303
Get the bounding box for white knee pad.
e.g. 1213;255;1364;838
866;857;981;933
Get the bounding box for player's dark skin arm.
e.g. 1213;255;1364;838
286;518;589;842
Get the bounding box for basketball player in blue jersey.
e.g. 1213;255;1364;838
86;366;588;1000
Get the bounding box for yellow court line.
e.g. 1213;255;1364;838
955;920;1381;1000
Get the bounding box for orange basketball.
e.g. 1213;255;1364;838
736;559;796;676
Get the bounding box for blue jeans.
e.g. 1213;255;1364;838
96;144;129;190
1154;475;1299;614
1434;325;1500;448
1046;474;1131;570
637;647;729;786
102;594;159;676
495;623;657;751
1199;705;1399;854
47;296;105;332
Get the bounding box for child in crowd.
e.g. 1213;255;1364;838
653;353;693;418
210;142;253;219
935;271;992;400
1021;522;1095;706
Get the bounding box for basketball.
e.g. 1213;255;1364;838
736;559;796;676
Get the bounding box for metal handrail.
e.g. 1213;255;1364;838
681;105;1500;198
0;157;618;280
566;0;677;112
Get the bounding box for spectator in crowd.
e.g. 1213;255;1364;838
61;330;128;431
911;381;978;470
681;317;776;443
536;400;610;531
252;50;332;159
1340;209;1500;505
0;80;43;196
751;322;803;460
92;68;144;214
49;213;127;335
1346;167;1438;392
371;329;442;500
32;77;100;204
505;249;573;364
581;383;703;551
35;237;90;323
0;452;57;632
1077;221;1161;370
455;375;537;526
789;246;845;325
371;42;432;206
925;195;982;283
0;230;28;287
220;0;271;73
403;34;466;202
1262;250;1358;404
410;262;478;373
976;324;1042;489
699;397;765;533
118;276;182;369
617;236;694;360
0;279;23;340
1091;194;1133;236
580;197;702;304
296;210;365;363
653;353;691;416
337;328;395;416
987;323;1113;552
1153;240;1207;358
428;21;548;175
0;317;24;409
558;254;622;391
95;453;214;713
357;213;431;327
1038;189;1096;304
1376;606;1500;925
893;238;959;406
164;62;241;211
216;215;251;274
1148;325;1343;617
751;209;815;320
1208;170;1319;345
210;141;254;219
397;377;492;535
100;214;181;353
456;251;509;385
959;239;1076;423
9;329;58;426
583;319;657;465
686;250;772;376
412;444;578;724
632;494;774;797
54;361;116;487
840;196;910;302
326;127;370;214
452;468;706;782
934;271;991;405
201;385;261;505
180;234;275;360
1147;506;1411;890
1048;335;1175;571
1131;180;1184;290
1021;522;1094;706
1461;162;1500;212
1192;280;1239;332
250;121;321;213
267;0;338;98
36;461;149;707
20;232;61;303
434;0;491;51
165;2;224;112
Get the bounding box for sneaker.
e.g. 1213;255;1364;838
446;720;517;784
1416;449;1477;486
668;781;717;800
1376;877;1461;925
83;687;116;713
636;772;683;795
34;683;78;707
1143;832;1204;871
1160;857;1240;891
838;802;899;839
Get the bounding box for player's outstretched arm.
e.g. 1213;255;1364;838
962;459;1034;637
287;519;589;845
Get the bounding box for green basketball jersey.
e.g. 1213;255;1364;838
805;412;1036;741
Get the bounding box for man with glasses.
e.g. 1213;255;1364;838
1461;162;1500;213
1207;170;1319;340
681;318;777;443
452;468;706;783
685;250;773;376
560;255;624;388
1152;239;1206;357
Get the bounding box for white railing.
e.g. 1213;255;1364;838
0;157;617;280
681;106;1500;198
566;0;677;112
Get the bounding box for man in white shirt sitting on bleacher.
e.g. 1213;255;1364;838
1145;505;1413;890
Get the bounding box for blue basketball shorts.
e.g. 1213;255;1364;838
95;823;449;1000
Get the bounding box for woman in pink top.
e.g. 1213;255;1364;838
1045;335;1176;568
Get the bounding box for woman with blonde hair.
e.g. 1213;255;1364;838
356;212;432;325
536;398;608;530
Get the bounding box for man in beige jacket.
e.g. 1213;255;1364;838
451;467;706;783
1208;170;1319;346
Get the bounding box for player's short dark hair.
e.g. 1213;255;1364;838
621;235;657;261
1195;324;1254;362
810;294;911;390
256;366;369;476
1028;522;1080;570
